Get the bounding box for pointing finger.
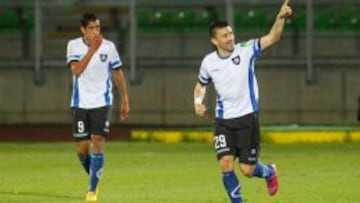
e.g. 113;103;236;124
283;0;290;5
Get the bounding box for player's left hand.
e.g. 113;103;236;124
278;0;292;19
120;100;130;120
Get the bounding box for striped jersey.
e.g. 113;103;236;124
198;38;261;119
66;37;122;109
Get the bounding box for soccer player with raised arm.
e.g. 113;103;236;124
194;1;292;202
66;13;129;202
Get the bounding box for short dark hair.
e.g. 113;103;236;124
209;20;229;38
80;13;98;28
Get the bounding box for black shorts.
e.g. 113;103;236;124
214;112;260;165
72;106;112;141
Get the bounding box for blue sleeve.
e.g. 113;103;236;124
252;38;261;58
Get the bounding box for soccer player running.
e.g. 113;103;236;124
66;13;130;202
194;1;292;202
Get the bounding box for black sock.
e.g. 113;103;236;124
77;153;90;174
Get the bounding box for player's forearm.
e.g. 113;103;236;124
113;70;129;103
260;13;287;50
261;1;292;50
194;82;206;105
71;49;97;77
268;15;286;44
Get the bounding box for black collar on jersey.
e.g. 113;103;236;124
82;37;90;47
216;48;234;59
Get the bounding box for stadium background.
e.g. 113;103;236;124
0;0;360;142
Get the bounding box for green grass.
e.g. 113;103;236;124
0;142;359;203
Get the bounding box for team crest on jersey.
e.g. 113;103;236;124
100;54;108;62
231;55;241;65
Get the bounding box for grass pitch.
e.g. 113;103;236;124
0;142;359;203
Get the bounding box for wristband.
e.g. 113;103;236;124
194;97;202;105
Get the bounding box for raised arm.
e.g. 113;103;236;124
260;0;292;51
70;34;102;77
194;81;207;117
113;69;130;120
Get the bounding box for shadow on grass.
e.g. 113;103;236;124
0;191;82;200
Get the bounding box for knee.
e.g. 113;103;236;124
92;135;103;144
219;156;234;172
91;135;105;152
76;140;89;154
240;165;255;177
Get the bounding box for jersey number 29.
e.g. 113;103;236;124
214;134;227;149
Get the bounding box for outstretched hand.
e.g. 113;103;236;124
278;0;292;19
